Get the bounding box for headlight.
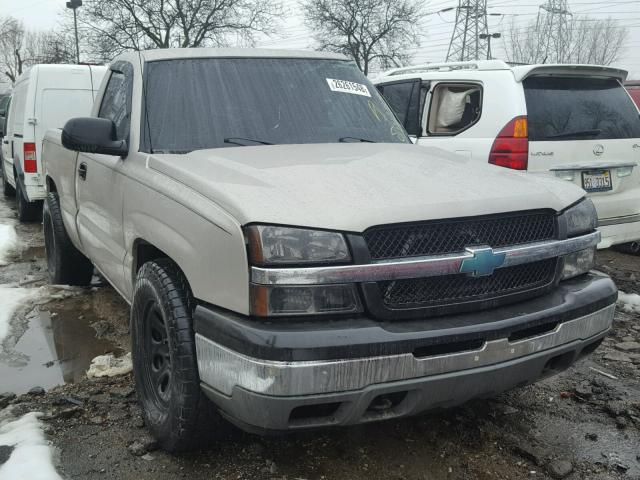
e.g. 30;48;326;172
564;199;598;237
250;284;362;317
561;248;595;280
245;225;351;265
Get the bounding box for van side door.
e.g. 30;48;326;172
75;63;132;294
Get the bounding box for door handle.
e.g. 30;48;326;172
78;162;87;180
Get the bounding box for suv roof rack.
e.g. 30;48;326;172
379;60;510;77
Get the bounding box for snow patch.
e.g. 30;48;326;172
0;223;18;266
0;409;62;480
87;352;133;378
617;290;640;314
0;285;39;345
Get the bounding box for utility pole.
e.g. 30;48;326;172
536;0;571;63
66;0;82;64
479;32;501;60
446;0;490;62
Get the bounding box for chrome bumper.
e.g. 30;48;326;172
196;303;614;397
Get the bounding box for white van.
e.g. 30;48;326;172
1;64;107;221
374;61;640;249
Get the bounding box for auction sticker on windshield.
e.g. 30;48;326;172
326;78;371;97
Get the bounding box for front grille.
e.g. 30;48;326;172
379;258;558;311
364;211;556;260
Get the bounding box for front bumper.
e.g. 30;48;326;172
195;272;616;432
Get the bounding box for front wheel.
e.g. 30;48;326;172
131;259;223;452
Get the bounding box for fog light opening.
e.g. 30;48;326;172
288;402;342;426
366;392;407;413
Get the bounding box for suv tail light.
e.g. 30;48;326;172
24;143;37;173
488;116;528;170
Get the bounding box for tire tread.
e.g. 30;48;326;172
133;259;224;452
44;192;93;285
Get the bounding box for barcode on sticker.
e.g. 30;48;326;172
326;78;371;97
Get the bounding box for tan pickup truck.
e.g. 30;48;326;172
41;48;616;452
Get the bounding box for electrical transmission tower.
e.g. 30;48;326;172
446;0;490;62
536;0;572;63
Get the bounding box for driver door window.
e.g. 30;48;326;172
98;65;132;141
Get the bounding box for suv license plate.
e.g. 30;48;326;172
582;170;612;192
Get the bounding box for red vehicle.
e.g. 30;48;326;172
626;81;640;109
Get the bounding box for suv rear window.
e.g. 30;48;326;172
523;77;640;141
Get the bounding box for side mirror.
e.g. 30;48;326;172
62;117;128;157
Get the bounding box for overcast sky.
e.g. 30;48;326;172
2;0;639;77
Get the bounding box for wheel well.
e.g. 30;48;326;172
133;240;169;276
46;176;57;193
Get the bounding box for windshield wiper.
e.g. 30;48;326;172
545;129;602;139
339;136;376;143
223;137;273;146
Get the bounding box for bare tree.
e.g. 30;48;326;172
74;0;283;61
24;30;76;65
0;17;26;83
505;16;628;65
0;17;78;84
565;17;628;65
301;0;426;76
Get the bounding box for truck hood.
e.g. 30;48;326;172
148;143;584;232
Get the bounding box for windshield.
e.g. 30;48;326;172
523;76;640;141
141;58;409;153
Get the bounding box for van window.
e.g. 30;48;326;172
2;99;9;135
0;96;10;117
10;84;27;134
427;83;482;135
98;65;132;140
524;77;640;141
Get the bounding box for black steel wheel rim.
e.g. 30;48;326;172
142;300;172;408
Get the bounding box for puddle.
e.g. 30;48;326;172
0;307;121;394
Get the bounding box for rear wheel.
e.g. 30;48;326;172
16;180;41;222
131;259;223;452
43;192;94;285
1;160;14;198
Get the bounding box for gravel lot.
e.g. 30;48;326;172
0;193;638;480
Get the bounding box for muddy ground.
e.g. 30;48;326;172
0;192;639;480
